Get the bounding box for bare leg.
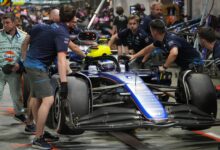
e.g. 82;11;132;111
35;96;54;137
26;96;34;125
31;97;41;124
124;46;129;55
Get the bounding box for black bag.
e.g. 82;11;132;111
2;64;14;74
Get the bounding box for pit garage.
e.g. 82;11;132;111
0;0;220;150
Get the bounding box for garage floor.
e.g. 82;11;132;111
0;68;220;150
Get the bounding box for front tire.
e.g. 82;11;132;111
56;76;90;135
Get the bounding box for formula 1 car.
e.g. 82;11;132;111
43;30;219;135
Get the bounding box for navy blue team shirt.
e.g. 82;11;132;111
140;15;156;34
24;23;70;71
153;33;201;70
213;40;220;70
118;27;151;53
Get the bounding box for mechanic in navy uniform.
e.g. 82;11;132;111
140;1;163;35
133;3;147;22
198;27;220;70
22;5;76;149
108;15;151;69
130;19;202;72
112;6;128;56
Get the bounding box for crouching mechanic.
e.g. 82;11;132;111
108;15;151;69
23;5;76;149
198;27;220;70
130;19;202;72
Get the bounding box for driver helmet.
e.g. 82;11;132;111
98;60;116;72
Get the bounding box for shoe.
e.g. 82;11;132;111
32;136;52;150
24;123;36;135
43;131;59;142
14;114;27;123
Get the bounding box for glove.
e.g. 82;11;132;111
59;82;68;99
84;56;93;62
2;64;14;74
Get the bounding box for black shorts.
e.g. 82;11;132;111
116;39;123;46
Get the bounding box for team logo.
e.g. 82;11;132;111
3;51;16;62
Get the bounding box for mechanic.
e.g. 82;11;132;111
130;19;202;72
134;3;147;21
48;8;85;59
140;1;163;35
47;7;85;74
0;12;27;123
49;8;60;23
198;27;220;70
112;6;128;56
22;5;76;149
108;15;151;69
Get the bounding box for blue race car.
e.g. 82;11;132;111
47;54;219;135
23;30;219;135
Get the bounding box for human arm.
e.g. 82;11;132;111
130;43;155;61
57;52;67;82
68;40;86;58
12;34;30;72
112;25;117;35
21;34;30;60
108;33;119;48
159;47;178;71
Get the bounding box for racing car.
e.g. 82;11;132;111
40;30;219;135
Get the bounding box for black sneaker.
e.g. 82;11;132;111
32;136;52;150
14;114;27;123
24;123;36;135
43;131;59;142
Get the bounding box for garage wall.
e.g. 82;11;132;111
191;0;220;19
112;0;155;16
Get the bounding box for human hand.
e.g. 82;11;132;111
84;56;93;62
128;55;135;61
12;63;20;72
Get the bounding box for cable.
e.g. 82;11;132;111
206;0;215;20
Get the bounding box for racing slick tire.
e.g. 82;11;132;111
176;72;217;130
186;73;217;118
175;71;217;130
56;76;90;135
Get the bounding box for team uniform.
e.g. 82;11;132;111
113;15;128;46
118;28;151;68
140;15;157;34
212;40;220;70
0;28;26;115
24;23;69;99
118;28;151;53
153;33;202;70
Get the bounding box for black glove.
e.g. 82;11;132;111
59;82;68;99
2;64;14;74
84;56;93;62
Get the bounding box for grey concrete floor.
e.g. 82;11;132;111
0;68;220;150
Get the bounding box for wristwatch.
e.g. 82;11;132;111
162;64;168;70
